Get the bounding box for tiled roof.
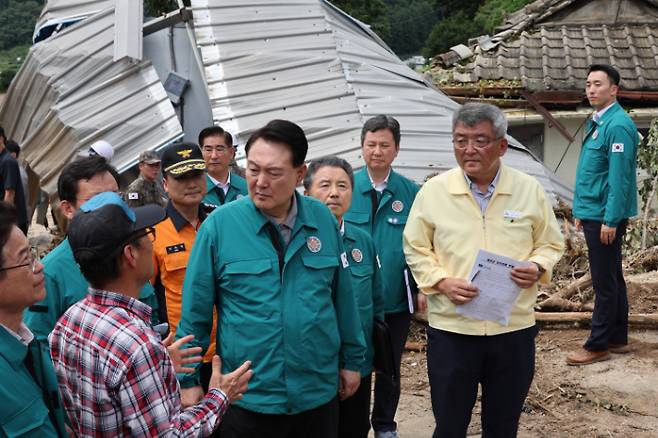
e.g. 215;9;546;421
463;24;658;91
442;0;658;91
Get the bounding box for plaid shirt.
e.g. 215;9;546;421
49;288;227;437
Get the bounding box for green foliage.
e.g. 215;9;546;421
423;10;480;58
386;1;436;58
0;0;43;51
144;0;190;17
332;0;391;41
0;44;29;92
473;0;535;34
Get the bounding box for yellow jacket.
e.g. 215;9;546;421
403;165;565;335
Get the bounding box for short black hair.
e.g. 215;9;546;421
588;64;621;86
5;140;20;158
198;126;233;148
76;232;145;289
0;126;5;143
361;115;401;146
245;120;308;167
0;201;17;276
57;156;120;203
303;156;354;190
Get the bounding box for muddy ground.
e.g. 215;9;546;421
391;323;658;437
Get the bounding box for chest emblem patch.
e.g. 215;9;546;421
351;248;363;263
306;236;322;253
592;129;599;140
391;200;404;213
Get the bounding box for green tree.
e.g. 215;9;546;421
473;0;534;34
331;0;391;41
423;10;480;57
0;0;43;50
386;0;436;57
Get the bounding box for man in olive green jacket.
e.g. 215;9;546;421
0;202;68;437
176;120;366;438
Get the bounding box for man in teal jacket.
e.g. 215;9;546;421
304;156;385;438
0;202;68;437
343;115;420;438
176;120;366;438
199;126;248;207
24;157;158;341
567;64;639;366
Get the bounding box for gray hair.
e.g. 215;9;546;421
452;103;508;139
361;115;401;146
303;156;354;190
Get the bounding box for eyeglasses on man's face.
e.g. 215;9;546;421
0;247;40;274
452;136;501;150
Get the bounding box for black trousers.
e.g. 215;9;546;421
427;325;537;438
582;220;629;351
339;374;372;438
218;396;339;438
372;311;410;433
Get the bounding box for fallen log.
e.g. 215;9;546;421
536;312;658;328
536;273;592;310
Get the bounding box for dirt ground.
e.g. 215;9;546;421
392;323;658;437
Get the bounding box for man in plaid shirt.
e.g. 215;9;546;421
49;192;252;437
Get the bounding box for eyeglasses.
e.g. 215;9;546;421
452;137;501;150
0;247;40;274
132;227;156;243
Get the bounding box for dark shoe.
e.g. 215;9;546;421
566;348;610;366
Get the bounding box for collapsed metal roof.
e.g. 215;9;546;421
1;0;573;202
190;0;572;201
0;6;182;193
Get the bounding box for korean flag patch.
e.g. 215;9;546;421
612;143;624;153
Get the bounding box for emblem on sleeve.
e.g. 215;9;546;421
128;192;139;200
391;200;404;213
351;248;363;263
306;236;322;253
612;143;624;153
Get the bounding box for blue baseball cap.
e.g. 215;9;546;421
69;192;166;259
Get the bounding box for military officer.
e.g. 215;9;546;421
125;150;167;208
176;119;366;438
199;126;248;207
343;115;420;438
151;142;218;394
304;156;385;438
24;156;159;341
0;202;68;437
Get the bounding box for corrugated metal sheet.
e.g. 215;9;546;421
190;0;572;202
0;6;182;194
35;0;112;32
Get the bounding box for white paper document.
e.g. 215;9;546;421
455;250;530;326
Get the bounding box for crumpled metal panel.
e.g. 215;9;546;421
35;0;113;33
0;6;182;195
191;0;572;202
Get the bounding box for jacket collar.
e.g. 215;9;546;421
448;164;513;196
166;201;207;232
0;325;28;370
355;167;402;195
252;191;318;234
592;101;623;127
